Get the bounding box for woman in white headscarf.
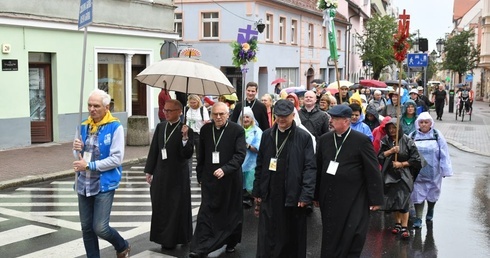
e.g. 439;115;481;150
409;112;452;229
239;107;263;207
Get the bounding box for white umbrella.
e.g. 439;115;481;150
327;80;354;89
135;57;235;96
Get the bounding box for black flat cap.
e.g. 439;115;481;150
327;104;352;118
274;99;294;116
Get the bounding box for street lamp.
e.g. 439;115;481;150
436;38;445;55
430;49;438;60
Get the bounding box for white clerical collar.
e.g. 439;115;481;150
168;119;180;126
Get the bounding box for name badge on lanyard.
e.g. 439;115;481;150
269;158;277;171
161;148;167;160
212;151;220;164
326;160;339;175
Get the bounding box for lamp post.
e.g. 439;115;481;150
436;38;445;54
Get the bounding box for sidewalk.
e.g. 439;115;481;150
1;100;489;190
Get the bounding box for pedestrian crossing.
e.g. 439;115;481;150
0;159;201;257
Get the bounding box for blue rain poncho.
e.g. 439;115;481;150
409;112;453;203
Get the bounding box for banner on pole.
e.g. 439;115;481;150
78;0;93;30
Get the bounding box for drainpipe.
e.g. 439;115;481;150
345;7;361;81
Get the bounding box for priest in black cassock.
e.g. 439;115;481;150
230;81;270;131
315;104;384;258
189;102;247;258
252;99;317;258
144;99;194;250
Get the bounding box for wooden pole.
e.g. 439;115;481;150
334;60;342;104
395;61;403;161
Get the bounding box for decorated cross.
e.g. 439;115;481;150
398;10;410;39
237;25;258;44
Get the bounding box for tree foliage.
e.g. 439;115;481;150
356;15;397;80
441;30;480;82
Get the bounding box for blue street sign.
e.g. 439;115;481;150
407;53;428;67
78;0;93;30
466;74;473;82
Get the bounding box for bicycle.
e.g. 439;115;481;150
455;98;472;122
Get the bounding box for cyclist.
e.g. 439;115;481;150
457;84;474;116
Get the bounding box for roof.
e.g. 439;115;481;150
453;0;479;22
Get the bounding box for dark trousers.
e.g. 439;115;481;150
435;101;444;118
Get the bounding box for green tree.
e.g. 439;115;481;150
441;30;480;82
356;15;397;80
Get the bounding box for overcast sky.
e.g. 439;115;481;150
393;0;454;51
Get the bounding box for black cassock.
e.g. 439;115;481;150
190;121;246;255
144;121;194;247
315;128;384;258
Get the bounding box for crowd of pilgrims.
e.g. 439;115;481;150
147;81;452;258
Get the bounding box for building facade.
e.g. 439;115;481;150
174;0;357;97
0;0;178;149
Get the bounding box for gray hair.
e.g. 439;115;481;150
90;89;111;106
374;90;382;95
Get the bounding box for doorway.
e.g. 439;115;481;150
29;62;52;143
131;55;147;116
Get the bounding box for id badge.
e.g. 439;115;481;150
161;148;167;160
269;158;277;171
326;160;339;175
212;151;220;164
83;151;92;163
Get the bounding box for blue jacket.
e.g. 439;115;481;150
350;113;373;141
80;121;124;193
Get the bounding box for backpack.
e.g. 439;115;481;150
410;129;438;142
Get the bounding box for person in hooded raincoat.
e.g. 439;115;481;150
409;112;452;229
349;103;373;141
372;116;392;154
400;100;418;135
378;118;422;239
364;104;381;132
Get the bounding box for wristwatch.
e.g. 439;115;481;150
85;164;90;171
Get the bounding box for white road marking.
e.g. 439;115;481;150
132;250;177;258
0;225;56;247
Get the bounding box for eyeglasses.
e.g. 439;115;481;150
212;112;227;117
163;109;179;112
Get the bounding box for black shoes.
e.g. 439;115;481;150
189;252;205;258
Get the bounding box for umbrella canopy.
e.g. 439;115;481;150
284;86;307;97
135;58;235;96
384;79;408;87
327;80;354;89
359;79;387;88
179;48;202;58
325;88;338;95
222;93;239;101
311;79;325;84
271;78;287;85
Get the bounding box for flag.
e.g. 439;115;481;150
326;9;338;61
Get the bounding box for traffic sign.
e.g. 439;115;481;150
407;53;428;67
78;0;93;30
465;74;473;82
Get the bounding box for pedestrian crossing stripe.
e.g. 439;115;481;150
0;225;56;247
0;163;201;257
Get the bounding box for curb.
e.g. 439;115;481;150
446;139;490;158
0;157;147;191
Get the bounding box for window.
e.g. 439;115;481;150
97;54;125;112
308;23;314;47
265;13;273;42
174;13;183;38
276;68;298;87
291;19;297;44
279;17;286;43
202;12;219;39
322;26;327;48
337;29;341;50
